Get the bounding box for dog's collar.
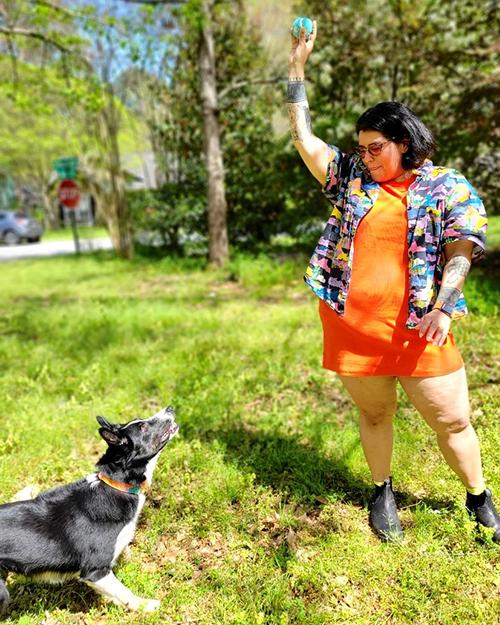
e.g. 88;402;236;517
97;472;147;495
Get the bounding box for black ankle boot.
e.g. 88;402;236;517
466;489;500;543
369;478;403;542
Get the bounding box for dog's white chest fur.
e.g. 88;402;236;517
111;454;159;565
112;494;146;565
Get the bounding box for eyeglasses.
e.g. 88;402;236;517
354;140;392;158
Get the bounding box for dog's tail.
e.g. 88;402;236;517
0;575;9;615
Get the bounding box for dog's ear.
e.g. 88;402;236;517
96;416;127;446
96;415;115;430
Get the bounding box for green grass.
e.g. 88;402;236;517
0;249;498;625
486;213;500;249
42;226;109;241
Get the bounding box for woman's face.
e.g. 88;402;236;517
357;130;408;182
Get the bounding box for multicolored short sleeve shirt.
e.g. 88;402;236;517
304;147;487;328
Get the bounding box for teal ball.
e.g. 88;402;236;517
291;16;313;40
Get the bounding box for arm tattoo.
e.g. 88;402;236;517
287;102;312;143
443;255;471;282
435;254;471;307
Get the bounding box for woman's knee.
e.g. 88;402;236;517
431;412;471;436
339;375;397;427
359;406;395;427
399;368;471;437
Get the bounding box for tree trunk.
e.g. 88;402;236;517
41;188;59;229
199;0;229;267
391;63;399;101
107;186;133;258
102;89;133;259
35;167;59;229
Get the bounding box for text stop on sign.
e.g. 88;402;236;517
58;179;80;209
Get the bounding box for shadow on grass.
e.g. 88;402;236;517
185;423;457;513
5;578;98;619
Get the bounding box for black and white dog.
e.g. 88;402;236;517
0;406;178;614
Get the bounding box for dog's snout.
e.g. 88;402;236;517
162;407;177;426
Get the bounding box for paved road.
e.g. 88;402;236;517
0;237;113;262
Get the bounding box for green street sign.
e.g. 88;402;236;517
53;157;78;180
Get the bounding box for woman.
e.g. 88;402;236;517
287;21;499;542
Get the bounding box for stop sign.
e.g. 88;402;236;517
58;179;80;209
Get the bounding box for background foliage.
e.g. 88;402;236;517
302;0;499;212
0;0;498;250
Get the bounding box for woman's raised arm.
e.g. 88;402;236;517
287;21;334;186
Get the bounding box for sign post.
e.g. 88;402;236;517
58;179;81;255
53;157;81;255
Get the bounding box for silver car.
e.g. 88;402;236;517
0;211;43;245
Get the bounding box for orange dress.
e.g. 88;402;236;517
319;176;463;377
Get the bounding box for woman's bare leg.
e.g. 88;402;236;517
338;375;398;482
398;367;484;489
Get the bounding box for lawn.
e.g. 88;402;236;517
42;226;109;242
0;247;498;625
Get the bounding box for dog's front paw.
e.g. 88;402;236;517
0;582;10;615
137;598;160;612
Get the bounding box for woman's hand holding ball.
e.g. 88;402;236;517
289;17;317;72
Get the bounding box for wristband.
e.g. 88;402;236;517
433;301;454;317
287;80;307;103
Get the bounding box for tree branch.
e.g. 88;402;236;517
121;1;186;4
0;26;70;53
218;77;285;100
31;0;79;18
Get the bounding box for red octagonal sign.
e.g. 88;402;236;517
58;179;80;209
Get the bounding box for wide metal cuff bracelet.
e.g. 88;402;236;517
287;80;307;103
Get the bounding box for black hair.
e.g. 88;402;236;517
355;101;436;169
